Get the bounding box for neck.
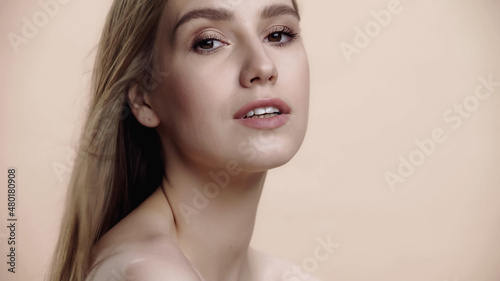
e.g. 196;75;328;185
160;154;267;281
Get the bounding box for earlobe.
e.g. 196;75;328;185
127;84;160;128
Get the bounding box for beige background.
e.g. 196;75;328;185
1;0;500;280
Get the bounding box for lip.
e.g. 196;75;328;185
233;98;291;129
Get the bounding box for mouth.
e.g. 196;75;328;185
233;98;291;129
243;106;282;119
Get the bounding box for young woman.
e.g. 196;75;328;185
48;0;312;280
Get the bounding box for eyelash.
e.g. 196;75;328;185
191;33;225;55
266;26;298;47
191;26;299;55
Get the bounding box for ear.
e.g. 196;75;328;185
127;84;160;128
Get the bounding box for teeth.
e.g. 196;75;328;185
256;113;278;119
254;108;266;115
245;107;280;118
265;107;278;114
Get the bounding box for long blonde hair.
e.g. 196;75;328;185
48;1;300;280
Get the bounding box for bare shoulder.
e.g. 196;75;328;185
249;248;322;281
86;239;202;281
86;190;201;281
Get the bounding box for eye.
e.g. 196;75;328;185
265;26;298;46
196;39;225;50
267;32;285;43
192;34;227;54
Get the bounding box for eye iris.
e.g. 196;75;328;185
269;32;282;42
200;40;214;49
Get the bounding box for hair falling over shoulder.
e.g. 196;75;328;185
47;1;300;280
47;1;168;280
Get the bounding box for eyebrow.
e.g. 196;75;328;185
261;4;300;21
173;4;300;34
174;8;233;33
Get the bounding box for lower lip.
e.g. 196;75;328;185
235;114;290;129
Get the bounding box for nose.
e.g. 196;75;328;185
239;44;279;88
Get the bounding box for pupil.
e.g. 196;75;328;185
270;33;282;42
201;40;214;49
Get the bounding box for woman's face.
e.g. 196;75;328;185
150;0;309;172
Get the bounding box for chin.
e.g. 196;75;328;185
235;137;305;173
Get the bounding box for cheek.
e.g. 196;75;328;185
283;51;310;118
153;68;232;157
160;55;238;129
285;52;310;149
296;59;310;108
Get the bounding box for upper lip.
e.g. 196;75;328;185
233;98;291;119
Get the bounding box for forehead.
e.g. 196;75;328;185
159;0;297;34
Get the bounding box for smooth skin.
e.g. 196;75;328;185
88;0;313;280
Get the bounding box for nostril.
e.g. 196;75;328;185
249;75;274;84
